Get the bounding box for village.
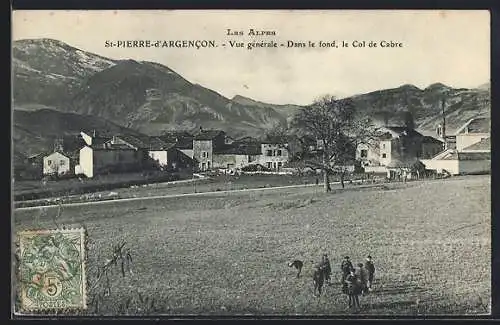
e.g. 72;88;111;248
13;115;490;190
11;10;492;316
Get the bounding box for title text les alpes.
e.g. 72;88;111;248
227;29;277;36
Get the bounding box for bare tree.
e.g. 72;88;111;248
263;122;291;154
291;95;379;192
263;122;314;161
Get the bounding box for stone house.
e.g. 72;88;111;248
259;141;289;171
421;136;444;159
159;131;194;159
192;129;226;171
356;126;424;168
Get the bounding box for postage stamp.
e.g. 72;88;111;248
16;228;87;312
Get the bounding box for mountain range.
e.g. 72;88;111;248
12;38;490;157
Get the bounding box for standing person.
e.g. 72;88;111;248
344;270;361;311
355;263;370;295
365;255;376;291
341;256;354;283
321;254;332;285
312;264;325;297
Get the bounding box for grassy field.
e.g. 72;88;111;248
14;174;335;207
13;176;491;316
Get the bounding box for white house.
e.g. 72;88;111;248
356;126;424;169
212;144;261;171
109;134;172;168
43;152;71;176
77;144;142;178
421;133;490;176
258;142;289;171
454;117;490;151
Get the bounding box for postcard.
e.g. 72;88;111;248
11;9;491;316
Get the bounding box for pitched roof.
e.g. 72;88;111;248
114;134;148;149
158;132;193;150
439;150;491;161
172;140;193;150
148;137;173;151
261;136;288;144
193;129;225;140
235;136;260;144
115;134;171;150
81;129;115;138
44;151;71;159
160;130;193;140
454;117;490;135
462;137;490;152
422;136;443;144
92;136;113;146
27;152;45;161
90;145;136;151
379;126;423;139
215;143;262;155
458;152;490;160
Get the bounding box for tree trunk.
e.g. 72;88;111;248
322;152;331;192
340;171;345;189
323;169;331;192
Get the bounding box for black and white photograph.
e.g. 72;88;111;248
11;10;491;316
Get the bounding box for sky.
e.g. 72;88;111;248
12;10;490;105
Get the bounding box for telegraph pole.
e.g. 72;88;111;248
441;98;447;150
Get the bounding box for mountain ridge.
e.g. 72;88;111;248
12;38;491;156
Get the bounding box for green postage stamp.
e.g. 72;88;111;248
16;228;87;312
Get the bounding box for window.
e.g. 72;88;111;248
382;153;387;158
60;160;65;165
207;161;211;170
382;143;386;149
360;149;368;158
277;150;282;156
273;162;277;169
48;160;52;166
266;150;273;157
267;162;272;169
278;162;282;169
201;162;206;171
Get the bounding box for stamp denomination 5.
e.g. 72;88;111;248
16;228;87;312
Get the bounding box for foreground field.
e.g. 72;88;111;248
13;176;491;315
14;174;329;206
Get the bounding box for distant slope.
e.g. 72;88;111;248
66;59;287;138
13;38;117;108
349;83;490;135
13;109;141;156
12;38;490;147
231;95;302;121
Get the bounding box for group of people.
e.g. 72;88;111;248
341;255;376;310
310;254;376;311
